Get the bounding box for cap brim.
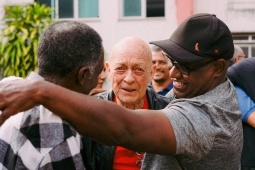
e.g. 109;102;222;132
150;39;205;63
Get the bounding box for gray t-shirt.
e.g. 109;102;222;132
142;79;242;170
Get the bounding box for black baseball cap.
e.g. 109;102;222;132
150;13;234;63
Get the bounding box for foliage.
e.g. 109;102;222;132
0;2;54;78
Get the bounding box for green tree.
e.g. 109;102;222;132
0;2;54;78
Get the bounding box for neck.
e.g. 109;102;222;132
116;98;144;110
152;77;172;93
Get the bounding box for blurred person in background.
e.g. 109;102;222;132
148;45;173;96
229;45;246;66
89;67;107;95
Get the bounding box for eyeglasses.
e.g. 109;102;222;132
162;51;216;76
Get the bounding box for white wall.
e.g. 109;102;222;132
1;0;254;87
194;0;255;32
86;0;177;59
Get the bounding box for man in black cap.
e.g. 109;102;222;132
0;13;242;169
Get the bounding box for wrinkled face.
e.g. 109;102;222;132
170;58;218;99
106;51;153;105
152;51;171;83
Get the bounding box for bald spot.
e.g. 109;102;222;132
109;37;152;70
233;45;244;58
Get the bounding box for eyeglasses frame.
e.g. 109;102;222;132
162;51;217;76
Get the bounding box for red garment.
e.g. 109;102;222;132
113;95;149;170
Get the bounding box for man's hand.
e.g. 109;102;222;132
0;78;40;125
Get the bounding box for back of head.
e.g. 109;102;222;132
150;13;234;63
151;45;162;53
229;45;245;66
38;20;103;83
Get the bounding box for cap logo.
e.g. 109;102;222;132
195;43;199;51
214;49;219;54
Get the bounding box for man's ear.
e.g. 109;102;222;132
105;61;110;74
213;59;227;77
78;66;89;86
235;57;240;63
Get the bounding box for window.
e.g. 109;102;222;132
58;0;74;18
123;0;141;17
232;33;255;58
37;0;52;7
78;0;98;18
38;0;99;19
121;0;165;18
146;0;164;17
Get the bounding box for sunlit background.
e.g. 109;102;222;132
0;0;254;90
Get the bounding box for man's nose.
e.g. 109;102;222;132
154;62;160;69
124;70;135;84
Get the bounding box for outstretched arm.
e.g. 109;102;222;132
0;79;176;155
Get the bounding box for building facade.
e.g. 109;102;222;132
0;0;254;84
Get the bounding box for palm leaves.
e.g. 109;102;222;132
0;2;53;78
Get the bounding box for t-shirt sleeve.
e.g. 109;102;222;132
235;86;255;122
161;102;217;161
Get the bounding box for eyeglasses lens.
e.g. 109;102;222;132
162;51;190;76
169;59;189;76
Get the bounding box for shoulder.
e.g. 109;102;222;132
0;76;23;82
227;58;255;101
146;88;172;109
235;86;247;96
147;88;171;101
93;90;113;101
235;86;253;105
94;91;108;98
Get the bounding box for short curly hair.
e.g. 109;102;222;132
37;20;103;83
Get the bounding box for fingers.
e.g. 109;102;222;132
0;78;36;125
0;109;10;126
0;102;6;125
0;116;5;125
0;101;15;125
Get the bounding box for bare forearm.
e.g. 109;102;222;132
0;79;133;144
36;81;126;143
37;81;176;154
0;79;176;155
